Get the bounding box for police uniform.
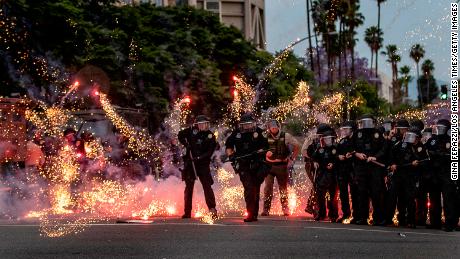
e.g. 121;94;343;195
337;132;358;221
389;133;420;227
352;119;386;225
178;126;217;217
425;122;457;231
311;137;339;221
225;127;269;221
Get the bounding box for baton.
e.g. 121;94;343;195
369;160;386;168
184;139;198;178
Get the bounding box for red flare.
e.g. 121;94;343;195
232;75;239;81
232;89;238;98
183;96;191;104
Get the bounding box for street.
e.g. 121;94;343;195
1;216;459;258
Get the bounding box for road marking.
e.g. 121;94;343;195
0;221;457;237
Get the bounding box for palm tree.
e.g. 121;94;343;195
421;59;435;103
364;26;383;76
306;0;314;72
410;44;425;106
381;44;401;105
375;0;387;79
398;65;412;99
344;1;364;80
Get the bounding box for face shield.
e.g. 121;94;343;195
358;118;374;129
403;132;417;144
239;121;256;133
194;121;210;131
433;125;448;135
383;123;392;132
320;136;335;147
339;127;353;138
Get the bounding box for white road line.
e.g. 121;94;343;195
0;222;457;237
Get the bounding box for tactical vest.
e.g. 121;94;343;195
267;131;289;160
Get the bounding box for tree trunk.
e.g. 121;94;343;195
338;19;342;80
350;26;355;80
370;49;374;76
376;3;381;80
306;0;314;72
416;62;423;106
315;31;321;79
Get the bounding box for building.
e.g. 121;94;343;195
118;0;266;49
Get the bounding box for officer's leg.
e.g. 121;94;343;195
184;179;195;217
406;175;417;227
440;175;459;231
415;176;428;226
350;173;360;221
396;174;407;226
254;176;261;219
315;173;327;220
198;172;216;211
337;171;351;218
370;168;385;225
355;166;370;223
428;184;442;228
276;165;289;215
385;172;398;225
240;171;257;220
262;173;275;214
327;175;339;221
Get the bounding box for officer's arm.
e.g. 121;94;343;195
197;134;217;160
177;128;188;147
374;135;387;161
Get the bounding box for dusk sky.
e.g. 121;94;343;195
265;0;450;99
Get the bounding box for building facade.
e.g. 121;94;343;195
119;0;265;49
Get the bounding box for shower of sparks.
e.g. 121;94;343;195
268;81;311;122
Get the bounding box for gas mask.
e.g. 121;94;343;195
421;132;432;144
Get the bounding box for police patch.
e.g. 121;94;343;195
332;149;337;155
319;148;324;154
236;133;241;139
417;147;423;152
358;132;362;138
253;132;259;138
193;129;198;135
402;143;407;148
430;140;436;146
446;143;451;149
262;131;268;138
391;137;396;142
208;134;213;139
374;133;379;139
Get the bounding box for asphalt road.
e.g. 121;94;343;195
0;217;459;259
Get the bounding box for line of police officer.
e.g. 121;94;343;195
179;113;459;231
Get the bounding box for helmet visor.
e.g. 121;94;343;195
195;121;210;131
433;125;448;135
383;123;392;132
239;121;256;133
358;118;374;129
403;132;417;143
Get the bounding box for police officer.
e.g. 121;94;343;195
336;120;358;223
225;113;269;222
261;119;300;216
384;118;410;225
302;123;333;215
310;130;339;222
388;126;423;228
352;115;386;225
178;115;218;219
426;119;457;231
